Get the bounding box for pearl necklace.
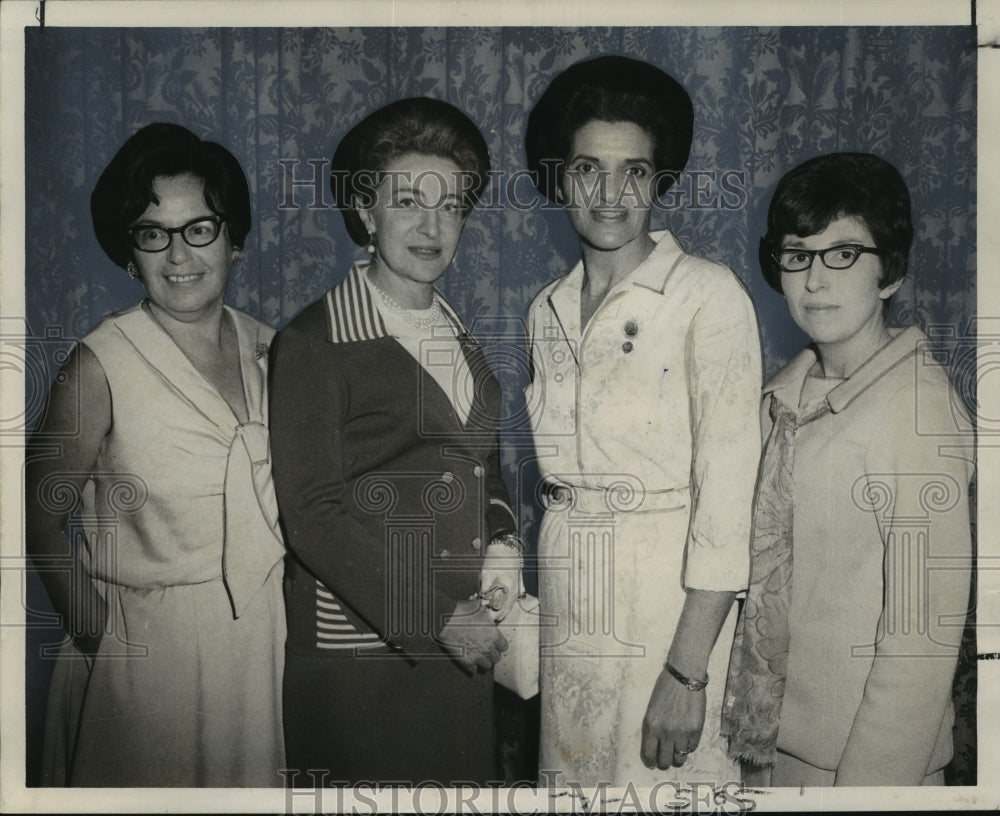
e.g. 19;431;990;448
367;271;443;329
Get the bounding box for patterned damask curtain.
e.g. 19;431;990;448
23;25;977;783
25;27;976;366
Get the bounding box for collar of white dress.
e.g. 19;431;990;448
552;230;686;299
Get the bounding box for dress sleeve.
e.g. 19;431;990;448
835;377;974;785
682;273;762;592
269;321;461;657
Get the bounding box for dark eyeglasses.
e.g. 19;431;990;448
773;244;881;273
128;216;225;253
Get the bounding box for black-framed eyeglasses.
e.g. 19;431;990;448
128;215;226;253
773;244;881;273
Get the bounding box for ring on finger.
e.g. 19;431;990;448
477;585;508;611
675;748;691;756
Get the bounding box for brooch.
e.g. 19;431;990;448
255;341;270;360
622;320;638;353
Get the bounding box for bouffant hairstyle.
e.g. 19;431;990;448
759;152;913;294
330;97;491;247
524;55;694;202
91;122;252;269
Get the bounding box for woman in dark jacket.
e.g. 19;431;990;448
270;97;521;784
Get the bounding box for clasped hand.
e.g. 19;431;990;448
438;599;508;674
437;541;521;673
477;542;524;622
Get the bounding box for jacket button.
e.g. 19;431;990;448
442;472;454;484
473;465;484;478
471;537;482;551
440;548;452;557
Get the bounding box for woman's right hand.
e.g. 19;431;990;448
437;599;508;674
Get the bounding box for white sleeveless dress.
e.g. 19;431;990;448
40;302;286;787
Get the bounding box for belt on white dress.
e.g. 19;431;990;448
540;478;690;515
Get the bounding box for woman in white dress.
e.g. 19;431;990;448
26;123;285;786
523;56;762;787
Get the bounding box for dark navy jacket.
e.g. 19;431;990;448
270;263;517;660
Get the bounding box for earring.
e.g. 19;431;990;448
366;232;376;255
126;261;139;279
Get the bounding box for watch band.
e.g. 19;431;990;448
664;661;708;692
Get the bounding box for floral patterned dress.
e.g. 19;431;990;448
525;231;762;786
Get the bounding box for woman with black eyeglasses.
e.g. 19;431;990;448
722;152;973;786
26;122;286;786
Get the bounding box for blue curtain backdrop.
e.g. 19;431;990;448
22;26;977;784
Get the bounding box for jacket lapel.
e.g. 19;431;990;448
326;262;499;436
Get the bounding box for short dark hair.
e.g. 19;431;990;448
91;122;252;269
524;55;694;202
330;97;491;247
759;152;913;294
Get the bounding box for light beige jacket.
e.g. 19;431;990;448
767;326;974;785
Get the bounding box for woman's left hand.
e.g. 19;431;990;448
478;541;523;622
640;667;707;769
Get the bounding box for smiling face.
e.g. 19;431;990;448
559;119;656;254
129;172;237;323
359;152;467;303
780;214;902;370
